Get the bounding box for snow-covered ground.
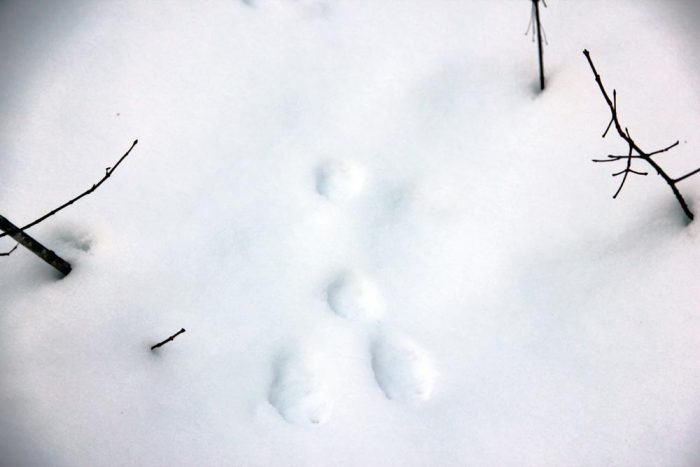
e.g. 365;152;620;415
1;1;700;465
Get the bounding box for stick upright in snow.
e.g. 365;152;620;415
584;49;699;221
534;0;545;90
526;0;547;91
151;328;186;351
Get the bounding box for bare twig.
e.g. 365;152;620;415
648;140;679;157
675;167;700;184
0;243;18;256
0;139;138;240
151;328;186;351
612;138;634;199
591;155;643;163
525;0;547;90
602;91;616;138
533;0;546;90
584;50;698;220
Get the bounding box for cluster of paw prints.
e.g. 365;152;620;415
268;160;437;426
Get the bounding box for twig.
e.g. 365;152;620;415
612;169;647;177
601;91;617;138
648;141;679;157
533;0;545;90
584;50;698;220
0;243;18;256
0;139;138;240
151;328;186;351
675;167;700;184
591;155;643;162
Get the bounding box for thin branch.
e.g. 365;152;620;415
607;154;643;159
602;118;614;138
675;167;700;183
0;243;19;256
592;154;643;163
533;0;545;91
584;50;697;220
0;139;138;240
524;2;535;40
648;140;679;157
151;328;186;351
612;140;633;199
613;169;648;177
602;91;616;138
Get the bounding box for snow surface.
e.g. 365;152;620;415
1;0;700;466
326;271;383;322
315;160;365;201
370;331;435;403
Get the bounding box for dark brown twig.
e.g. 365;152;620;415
602;91;616;138
0;243;18;256
151;328;186;351
526;0;547;91
584;50;698;220
0;139;138;240
534;0;545;90
675;167;700;184
648;141;679;157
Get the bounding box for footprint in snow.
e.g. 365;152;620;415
326;272;383;322
242;0;329;17
268;351;333;426
315;160;365;201
371;333;436;402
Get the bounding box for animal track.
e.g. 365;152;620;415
56;231;94;253
242;0;329;17
370;333;436;402
266;159;435;427
268;351;333;425
326;272;383;322
315;160;365;201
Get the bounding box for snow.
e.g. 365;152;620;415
1;0;700;466
268;346;334;426
315;160;365;201
370;331;436;402
326;271;383;322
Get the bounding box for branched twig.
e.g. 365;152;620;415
0;139;138;240
151;328;186;351
0;243;18;256
584;50;698;220
525;0;548;42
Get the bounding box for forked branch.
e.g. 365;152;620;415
584;50;698;221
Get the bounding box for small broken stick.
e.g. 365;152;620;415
151;328;186;351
